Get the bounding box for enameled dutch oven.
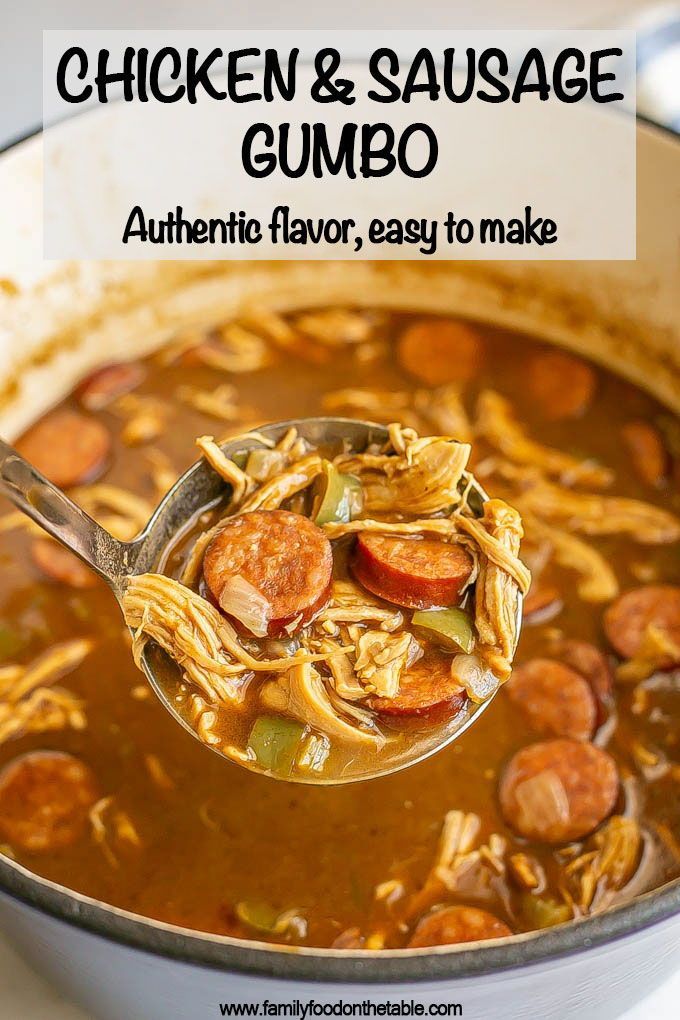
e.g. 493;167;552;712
0;110;678;1020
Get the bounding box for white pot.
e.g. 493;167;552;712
0;115;678;1020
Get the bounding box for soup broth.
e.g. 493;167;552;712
0;308;679;949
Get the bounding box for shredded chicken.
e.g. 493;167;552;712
115;394;168;447
313;580;404;634
0;638;92;746
616;624;680;684
196;435;254;506
436;810;482;870
471;499;524;681
71;485;153;537
178;383;242;421
241;308;300;348
353;631;416;699
407;810;506;920
417;386;472;444
315;637;367;700
294;309;374;346
89;796;142;868
323;388;422;430
216;322;272;371
0;639;93;702
522;512;619;602
322;385;472;443
337;430;472;515
122;574;351;705
508;852;543;891
0;688;86;746
260;662;384;746
239;454;324;512
476;390;613;488
565;816;642;913
506;470;680;544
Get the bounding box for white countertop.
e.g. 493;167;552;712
0;932;678;1019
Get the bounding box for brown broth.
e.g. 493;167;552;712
0;311;678;948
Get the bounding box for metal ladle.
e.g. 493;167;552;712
0;417;521;783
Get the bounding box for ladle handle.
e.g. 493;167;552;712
0;438;137;592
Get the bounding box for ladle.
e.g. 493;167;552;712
0;417;522;783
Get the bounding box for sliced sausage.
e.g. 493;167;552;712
506;659;597;741
527;350;596;420
368;656;467;717
76;361;146;411
408;906;512;948
621;421;668;488
523;584;563;625
397;320;482;386
554;639;613;724
352;533;474;610
203;510;333;637
0;751;98;853
603;585;680;664
16;410;110;488
31;539;97;589
499;739;619;844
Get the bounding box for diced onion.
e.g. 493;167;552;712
246;448;287;483
451;653;500;703
514;770;570;834
218;574;271;637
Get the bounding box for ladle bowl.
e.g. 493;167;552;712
0;417;521;783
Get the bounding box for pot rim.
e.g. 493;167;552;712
0;114;679;984
1;853;679;983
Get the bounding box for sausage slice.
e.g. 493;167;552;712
31;539;97;589
203;510;333;637
554;639;613;724
527;350;596;420
621;421;668;488
368;657;467;717
397;320;482;386
603;585;680;664
0;751;98;853
408;906;512;948
506;659;597;741
499;739;619;844
352;533;473;610
16;410;110;488
76;361;146;411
